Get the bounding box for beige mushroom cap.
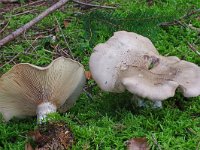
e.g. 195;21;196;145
0;57;86;121
89;31;200;101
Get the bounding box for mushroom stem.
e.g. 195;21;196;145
153;101;162;108
137;99;146;107
132;95;163;108
36;102;57;124
132;95;147;107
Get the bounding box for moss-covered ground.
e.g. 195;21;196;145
0;0;200;149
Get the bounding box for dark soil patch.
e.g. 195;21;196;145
28;121;74;150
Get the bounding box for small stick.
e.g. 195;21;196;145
0;52;21;68
83;88;93;101
23;30;37;50
151;134;162;150
0;21;9;34
73;0;116;9
0;0;17;2
181;8;200;19
0;0;70;48
54;16;74;59
197;141;200;150
160;8;200;27
188;42;200;57
10;9;37;17
20;0;44;8
188;24;200;33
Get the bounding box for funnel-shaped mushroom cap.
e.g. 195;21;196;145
89;31;200;100
0;57;86;121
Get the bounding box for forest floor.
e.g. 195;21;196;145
0;0;200;149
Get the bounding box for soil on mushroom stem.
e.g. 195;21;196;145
28;121;74;150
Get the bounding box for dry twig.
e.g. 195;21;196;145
188;42;200;57
73;0;116;9
188;24;200;33
0;0;70;48
151;134;162;150
0;52;21;68
54;16;74;59
20;0;44;8
159;8;200;27
197;141;200;150
0;0;18;3
10;9;37;17
0;0;117;48
0;21;9;34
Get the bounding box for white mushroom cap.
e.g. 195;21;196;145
0;57;86;121
89;31;200;100
90;31;159;93
169;60;200;97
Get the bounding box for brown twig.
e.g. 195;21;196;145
159;20;182;27
197;141;200;150
159;8;200;27
188;42;200;57
0;52;21;68
151;134;162;150
10;9;37;17
147;0;153;6
83;88;93;100
60;48;70;56
0;0;116;48
181;8;200;19
25;27;55;38
0;21;9;34
23;30;37;51
20;0;44;8
0;0;18;3
54;16;74;59
0;33;51;69
73;0;116;9
0;0;70;48
188;24;200;33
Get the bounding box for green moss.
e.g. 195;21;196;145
0;0;199;149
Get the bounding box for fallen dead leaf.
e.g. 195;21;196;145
85;71;92;80
55;26;59;33
25;143;34;150
29;130;43;141
27;121;74;150
126;137;149;150
147;0;153;6
63;20;70;28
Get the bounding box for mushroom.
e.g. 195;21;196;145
0;57;86;123
89;31;200;108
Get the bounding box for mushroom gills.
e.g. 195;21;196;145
0;57;86;122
